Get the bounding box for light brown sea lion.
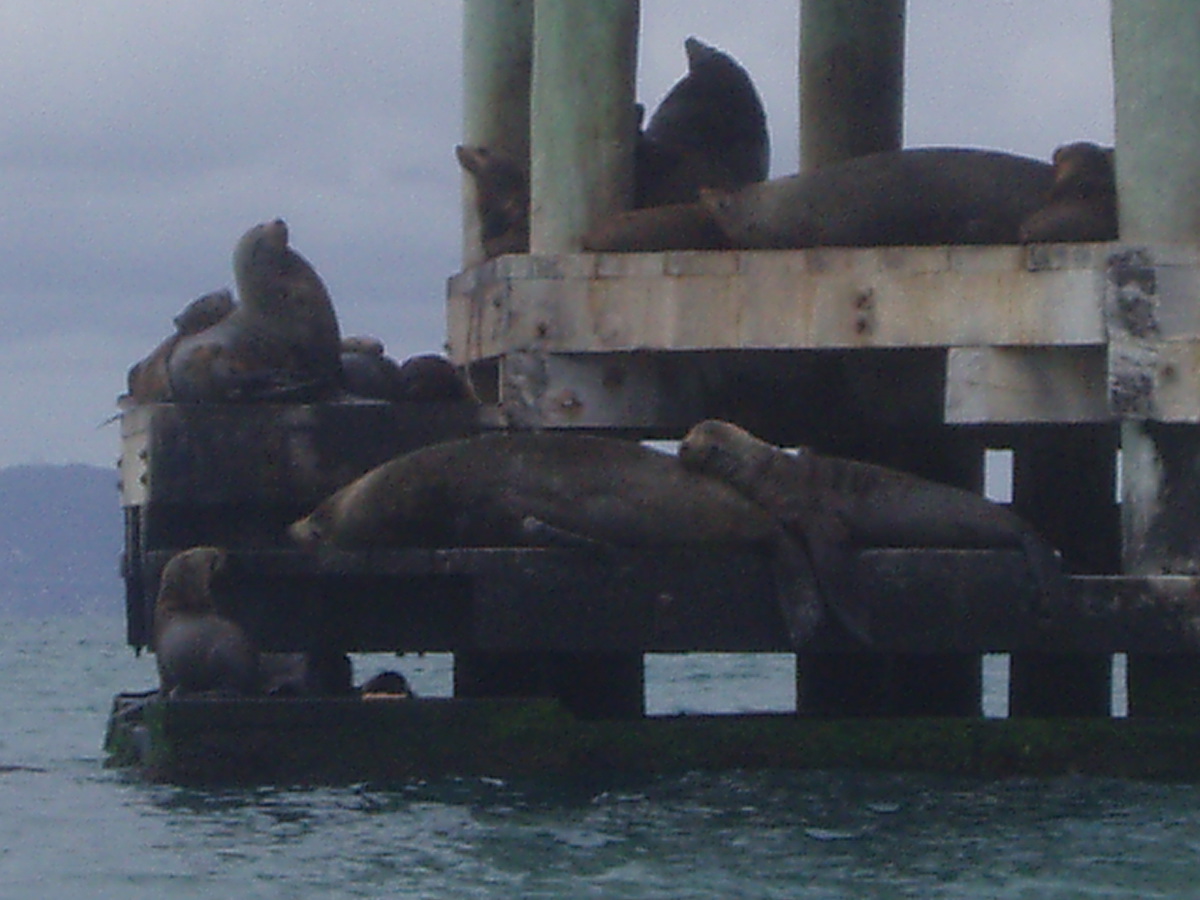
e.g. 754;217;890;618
167;219;342;401
152;547;259;697
1019;142;1117;243
701;148;1056;250
678;420;1065;644
636;37;770;207
581;201;731;252
124;289;235;405
289;432;781;549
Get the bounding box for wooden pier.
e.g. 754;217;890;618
106;1;1200;783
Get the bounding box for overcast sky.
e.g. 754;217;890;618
0;1;1113;468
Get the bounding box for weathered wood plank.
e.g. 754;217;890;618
133;547;1200;656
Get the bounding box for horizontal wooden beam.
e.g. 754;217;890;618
139;547;1200;655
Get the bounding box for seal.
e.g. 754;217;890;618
701;148;1056;249
456;144;529;259
637;37;770;207
290;431;826;643
124;289;234;405
167;219;343;401
1019;141;1117;243
152;546;259;697
458;38;768;256
581;201;731;252
678;419;1065;644
289;431;780;549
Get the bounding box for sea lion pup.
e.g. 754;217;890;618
678;420;1065;645
393;353;475;403
456;144;529;259
1019;142;1117;243
152;547;259;697
637;37;770;207
167;219;343;401
123;289;235;405
701;147;1056;250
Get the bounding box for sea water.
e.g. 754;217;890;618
3;613;1200;899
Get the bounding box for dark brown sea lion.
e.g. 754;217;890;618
167;219;342;401
456;144;529;259
636;37;770;207
678;420;1064;644
289;432;780;549
340;341;475;403
124;289;235;405
701;148;1056;250
152;547;259;697
1019;142;1117;243
393;354;475;403
459;39;769;257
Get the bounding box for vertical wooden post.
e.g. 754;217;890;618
530;0;639;252
1112;1;1200;243
1112;3;1200;714
462;0;534;266
799;0;905;171
1008;426;1118;718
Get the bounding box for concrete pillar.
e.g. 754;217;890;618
530;0;639;252
1121;421;1200;715
799;0;905;171
462;0;534;266
1112;1;1200;242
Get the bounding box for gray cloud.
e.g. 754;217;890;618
0;1;1113;467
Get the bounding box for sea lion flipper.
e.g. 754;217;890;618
769;531;825;647
804;533;873;647
519;516;608;548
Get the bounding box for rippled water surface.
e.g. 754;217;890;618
3;614;1199;899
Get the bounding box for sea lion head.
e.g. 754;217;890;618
456;145;529;257
1049;142;1115;199
232;218;290;292
155;546;228;619
288;508;328;548
678;419;778;487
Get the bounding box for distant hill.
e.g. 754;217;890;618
0;464;124;615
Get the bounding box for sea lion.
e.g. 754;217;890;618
124;289;235;405
393;354;475;403
581;201;731;252
456;144;529;259
152;546;259;697
637;37;770;207
167;219;343;401
678;420;1065;645
289;431;781;549
459;38;768;257
701;148;1056;250
1019;142;1117;243
340;342;475;403
290;431;827;643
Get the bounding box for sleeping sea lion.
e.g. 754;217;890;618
152;546;259;697
678;420;1065;644
700;148;1055;250
124;289;235;405
1019;141;1117;243
636;36;770;207
167;219;342;401
290;431;827;643
289;431;780;549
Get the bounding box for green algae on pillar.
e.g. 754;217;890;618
531;0;639;252
799;0;905;172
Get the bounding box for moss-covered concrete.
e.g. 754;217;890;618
105;692;1200;786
